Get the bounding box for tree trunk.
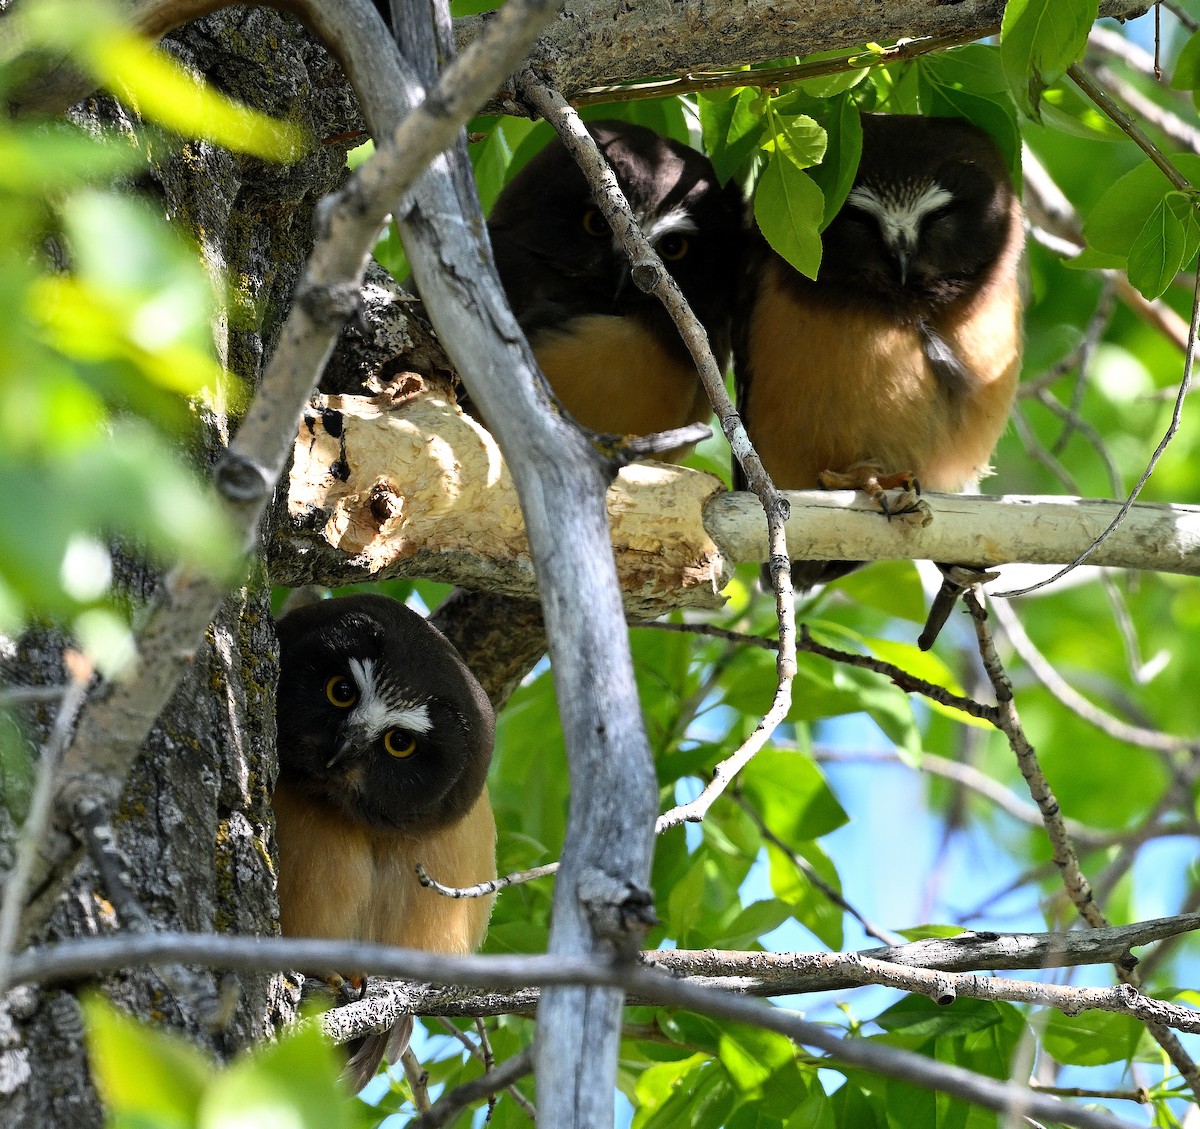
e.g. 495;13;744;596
0;8;354;1124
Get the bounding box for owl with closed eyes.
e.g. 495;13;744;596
272;593;496;1088
486;119;745;455
736;112;1024;644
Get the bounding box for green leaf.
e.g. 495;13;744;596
754;153;824;278
1038;82;1128;140
805;94;862;227
741;747;848;843
83;995;210;1129
633;1057;734;1129
1171;29;1200;90
717;898;796;949
1082;155;1200;260
896;923;968;941
700;86;765;185
796;50;870;99
875;996;1004;1043
1000;0;1099;117
1043;1009;1143;1066
831;559;925;623
918;45;1022;177
198;1020;347;1129
763;111;827;170
718;1024;794;1095
1127;191;1194;300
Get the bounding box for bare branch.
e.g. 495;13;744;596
3;930;1175;1129
966;591;1200;1098
989;598;1198;755
516;71;798;839
408;1047;534;1129
20;0;562;943
11;918;1200;1000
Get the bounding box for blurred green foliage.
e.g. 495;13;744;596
0;0;308;661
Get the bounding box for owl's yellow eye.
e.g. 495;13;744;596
325;675;357;708
581;207;608;237
383;729;417;759
658;233;689;261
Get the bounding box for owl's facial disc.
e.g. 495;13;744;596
847;181;953;285
328;657;433;767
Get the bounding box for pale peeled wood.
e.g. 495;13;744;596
283;385;729;611
281;386;1200;595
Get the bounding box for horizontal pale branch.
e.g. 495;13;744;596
271;391;1200;606
457;0;1153;102
4;933;1152;1129
707;489;1200;578
273;388;728;613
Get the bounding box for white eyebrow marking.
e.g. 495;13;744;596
643;206;698;245
348;657;433;736
847;182;953;250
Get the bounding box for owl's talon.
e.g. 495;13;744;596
818;461;926;524
324;972;366;1006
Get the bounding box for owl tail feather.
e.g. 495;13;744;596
344;1014;415;1093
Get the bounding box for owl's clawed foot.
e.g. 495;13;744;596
817;461;932;527
325;971;368;1006
918;563;1000;650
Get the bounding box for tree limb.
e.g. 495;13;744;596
6;928;1181;1129
17;0;558;941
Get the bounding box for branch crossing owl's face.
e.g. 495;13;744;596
816;114;1016;317
488;119;744;365
274;595;494;836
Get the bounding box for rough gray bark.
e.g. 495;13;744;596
0;7;356;1125
457;0;1153;101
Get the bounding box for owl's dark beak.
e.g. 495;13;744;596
894;249;910;287
329;721;372;769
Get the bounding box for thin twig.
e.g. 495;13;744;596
476;1018;498;1122
989;598;1199;755
734;792;906;947
993;255;1200;598
416;862;558;900
966;590;1200;1100
0;676;87;988
572;31;991;106
798;626;997;723
1088;25;1171;85
433;1018;538;1122
408;1047;535;1129
1030;1083;1150;1104
516;72;797;837
401;1047;433;1113
0;685;69;707
1068;63;1192;191
1031;386;1125;498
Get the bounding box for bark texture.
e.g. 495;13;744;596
0;8;356;1125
